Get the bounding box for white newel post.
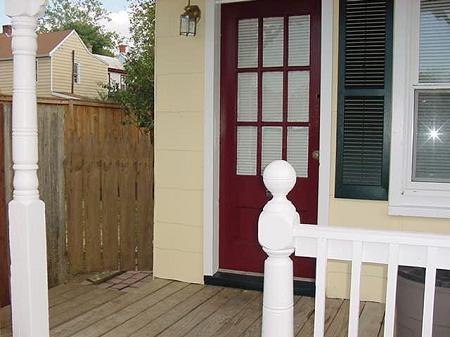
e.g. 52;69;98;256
258;160;299;337
5;0;50;336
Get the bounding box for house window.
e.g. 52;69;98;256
389;0;450;218
73;62;80;84
335;0;393;200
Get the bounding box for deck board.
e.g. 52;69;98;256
0;277;385;337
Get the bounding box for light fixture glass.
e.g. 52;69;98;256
180;0;201;37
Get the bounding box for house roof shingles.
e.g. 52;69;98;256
0;29;72;59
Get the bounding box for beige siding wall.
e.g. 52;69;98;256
0;60;12;96
326;0;450;302
154;0;205;284
37;57;52;97
0;57;51;97
51;33;108;99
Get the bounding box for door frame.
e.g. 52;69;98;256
203;0;334;276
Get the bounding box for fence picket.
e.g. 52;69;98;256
348;241;362;337
383;244;399;337
101;160;119;271
422;247;437;337
313;238;327;337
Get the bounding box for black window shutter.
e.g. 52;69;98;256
335;0;393;200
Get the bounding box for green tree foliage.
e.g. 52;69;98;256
38;0;118;56
106;0;155;131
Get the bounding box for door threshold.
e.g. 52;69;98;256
204;270;315;297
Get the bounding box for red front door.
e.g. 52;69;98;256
219;0;321;279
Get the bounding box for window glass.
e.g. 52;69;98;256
236;126;257;175
413;91;450;182
261;127;282;173
419;0;450;83
238;19;258;68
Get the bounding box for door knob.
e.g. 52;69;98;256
312;150;319;161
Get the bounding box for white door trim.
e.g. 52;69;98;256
203;0;333;276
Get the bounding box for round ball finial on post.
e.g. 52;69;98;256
263;160;296;199
259;160;299;337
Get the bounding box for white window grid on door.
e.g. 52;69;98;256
235;15;312;178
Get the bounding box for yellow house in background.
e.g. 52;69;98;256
153;0;450;304
0;26;108;99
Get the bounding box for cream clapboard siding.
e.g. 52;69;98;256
37;57;51;97
51;32;108;98
326;0;450;302
154;0;205;284
0;57;51;97
0;60;12;96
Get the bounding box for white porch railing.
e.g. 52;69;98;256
259;160;450;337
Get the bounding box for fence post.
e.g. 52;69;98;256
258;160;299;337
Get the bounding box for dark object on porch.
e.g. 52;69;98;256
397;266;450;337
204;270;315;297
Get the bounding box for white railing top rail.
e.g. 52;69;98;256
258;160;450;337
294;224;450;270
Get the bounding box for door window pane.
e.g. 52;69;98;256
289;15;310;66
288;71;310;122
287;127;309;177
419;0;450;83
413;91;450;182
237;126;258;175
262;127;282;173
238;73;258;121
238;19;258;68
263;17;284;67
262;72;283;121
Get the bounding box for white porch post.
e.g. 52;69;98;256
258;160;299;337
5;0;50;336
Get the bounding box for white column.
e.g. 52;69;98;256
258;160;299;337
5;1;49;336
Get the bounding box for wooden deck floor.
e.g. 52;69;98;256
0;277;385;337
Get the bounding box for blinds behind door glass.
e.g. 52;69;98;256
287;127;309;177
261;127;283;173
419;0;450;83
238;73;258;121
263;17;284;67
262;72;283;121
236;126;257;175
238;19;258;68
289;15;310;66
288;71;310;122
413;91;450;182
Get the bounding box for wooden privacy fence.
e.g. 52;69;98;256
65;103;153;274
1;97;154;287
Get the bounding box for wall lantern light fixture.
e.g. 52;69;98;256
180;0;201;37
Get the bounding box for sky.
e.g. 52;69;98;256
0;0;131;39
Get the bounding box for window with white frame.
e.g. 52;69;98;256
390;0;450;218
73;62;80;84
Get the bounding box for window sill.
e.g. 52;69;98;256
388;205;450;219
